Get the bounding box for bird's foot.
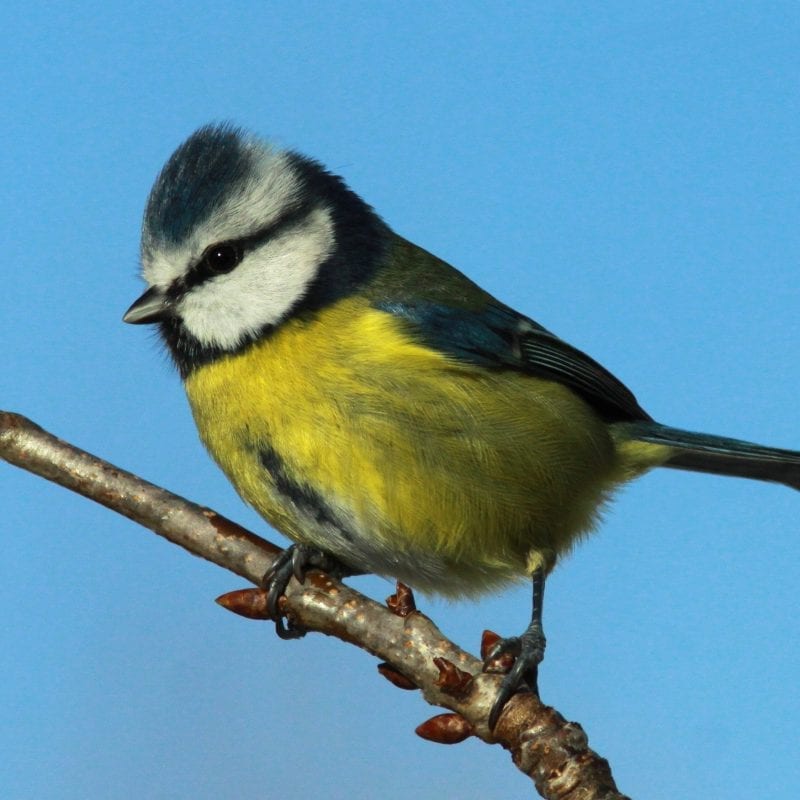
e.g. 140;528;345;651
483;621;546;729
263;544;350;640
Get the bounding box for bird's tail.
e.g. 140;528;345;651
619;421;800;491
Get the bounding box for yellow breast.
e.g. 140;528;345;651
184;297;628;596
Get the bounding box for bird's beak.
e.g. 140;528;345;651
123;287;172;324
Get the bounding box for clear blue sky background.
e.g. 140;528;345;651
2;3;798;798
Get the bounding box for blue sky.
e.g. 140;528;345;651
2;3;799;798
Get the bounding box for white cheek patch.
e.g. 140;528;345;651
178;206;335;349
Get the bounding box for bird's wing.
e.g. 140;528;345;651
375;300;651;422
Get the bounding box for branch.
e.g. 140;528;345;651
1;411;629;800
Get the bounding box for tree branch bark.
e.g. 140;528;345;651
1;410;630;800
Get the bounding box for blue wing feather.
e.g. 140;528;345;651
375;300;651;422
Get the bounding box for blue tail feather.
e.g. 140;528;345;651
623;422;800;490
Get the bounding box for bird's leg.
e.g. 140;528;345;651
263;543;355;640
484;566;547;729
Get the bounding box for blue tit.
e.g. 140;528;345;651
124;124;800;728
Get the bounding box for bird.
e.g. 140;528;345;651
124;123;800;729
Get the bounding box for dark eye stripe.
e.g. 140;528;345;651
174;200;316;295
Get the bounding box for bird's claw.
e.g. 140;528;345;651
483;622;546;730
263;547;307;639
263;544;350;640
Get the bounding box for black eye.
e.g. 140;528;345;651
201;242;242;275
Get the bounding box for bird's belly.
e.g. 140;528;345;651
184;312;622;597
